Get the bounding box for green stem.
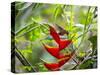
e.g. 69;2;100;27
76;7;91;50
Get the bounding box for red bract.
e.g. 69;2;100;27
43;44;73;59
44;63;59;71
42;25;74;71
59;39;72;50
43;44;59;58
43;51;75;71
50;26;60;44
50;26;72;50
58;51;75;66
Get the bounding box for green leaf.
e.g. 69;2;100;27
20;49;32;54
15;3;41;32
15;2;32;11
15;21;49;41
22;66;32;71
15;22;35;36
54;5;63;20
79;59;96;69
37;63;48;71
88;35;97;50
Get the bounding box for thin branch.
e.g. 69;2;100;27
15;46;38;72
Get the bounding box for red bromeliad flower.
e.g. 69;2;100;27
42;25;74;71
